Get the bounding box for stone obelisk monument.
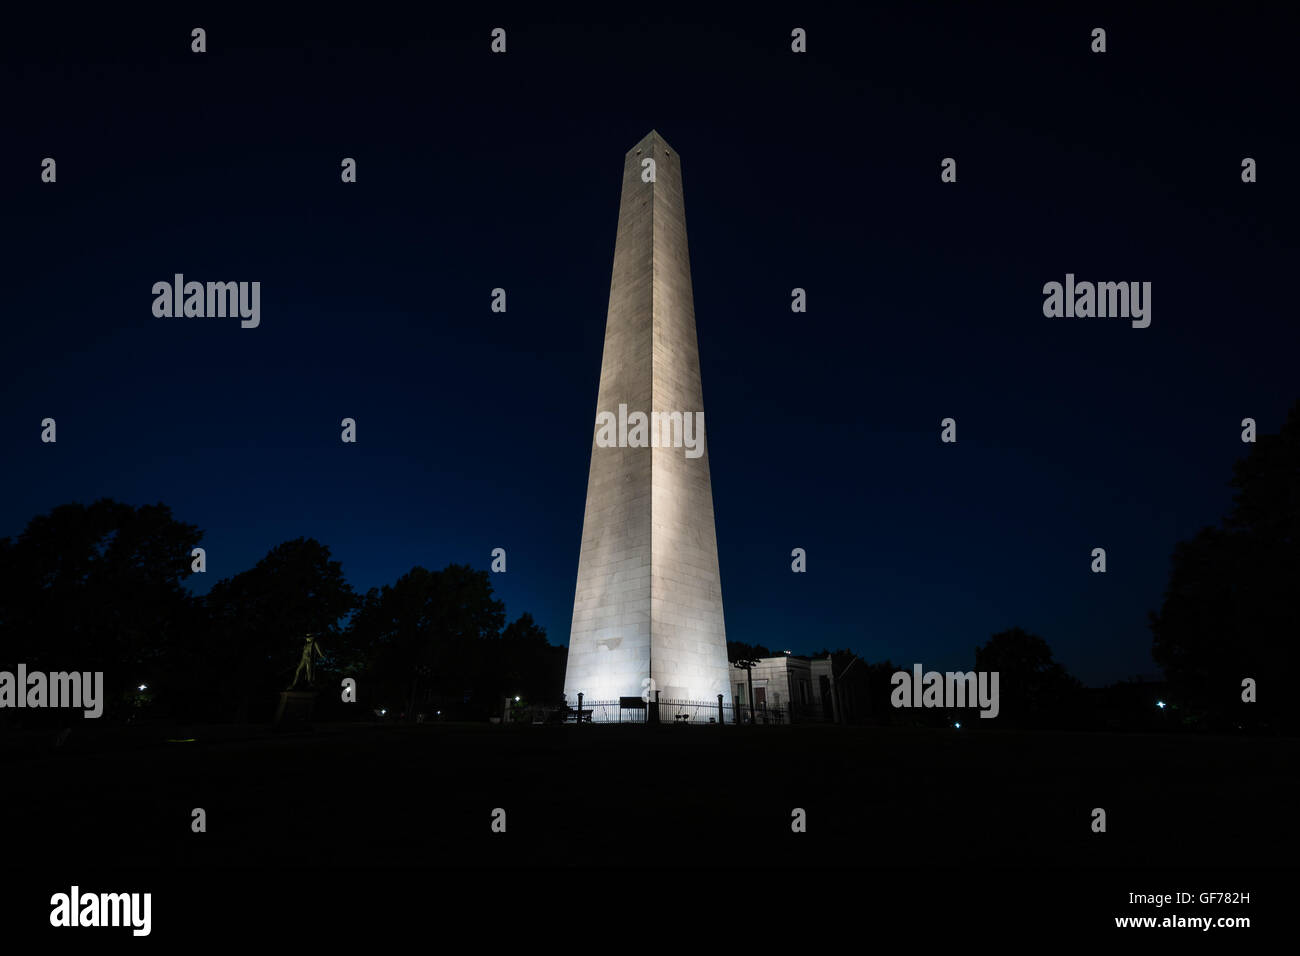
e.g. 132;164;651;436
564;130;732;708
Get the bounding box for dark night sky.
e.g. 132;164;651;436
4;5;1296;686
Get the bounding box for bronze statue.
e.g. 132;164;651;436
290;633;324;688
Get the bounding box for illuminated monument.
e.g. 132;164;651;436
564;131;733;707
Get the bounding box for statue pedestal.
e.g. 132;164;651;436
274;690;318;731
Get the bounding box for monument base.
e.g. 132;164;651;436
274;690;318;731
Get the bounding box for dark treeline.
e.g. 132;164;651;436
3;403;1295;732
0;507;566;725
729;402;1298;734
796;629;1088;731
729;628;1088;730
1148;402;1298;733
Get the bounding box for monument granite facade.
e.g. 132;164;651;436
564;131;733;707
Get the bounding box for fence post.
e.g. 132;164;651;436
577;692;583;725
717;694;724;726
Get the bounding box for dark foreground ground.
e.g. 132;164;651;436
2;721;1295;937
5;720;1296;867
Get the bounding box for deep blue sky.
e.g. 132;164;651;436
4;6;1296;686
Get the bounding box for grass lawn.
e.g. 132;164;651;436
6;721;1296;869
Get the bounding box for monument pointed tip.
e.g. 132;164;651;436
628;129;677;155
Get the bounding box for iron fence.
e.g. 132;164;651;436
517;697;799;725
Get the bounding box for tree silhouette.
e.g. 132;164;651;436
496;612;565;705
204;537;357;721
974;627;1081;728
344;564;505;719
726;641;772;720
1150;401;1299;730
0;500;579;726
0;498;202;722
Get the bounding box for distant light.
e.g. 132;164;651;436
138;684;147;691
1156;700;1166;709
954;722;962;729
380;709;387;715
436;710;441;715
514;696;521;702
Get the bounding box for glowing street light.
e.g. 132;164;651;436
1156;700;1166;710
